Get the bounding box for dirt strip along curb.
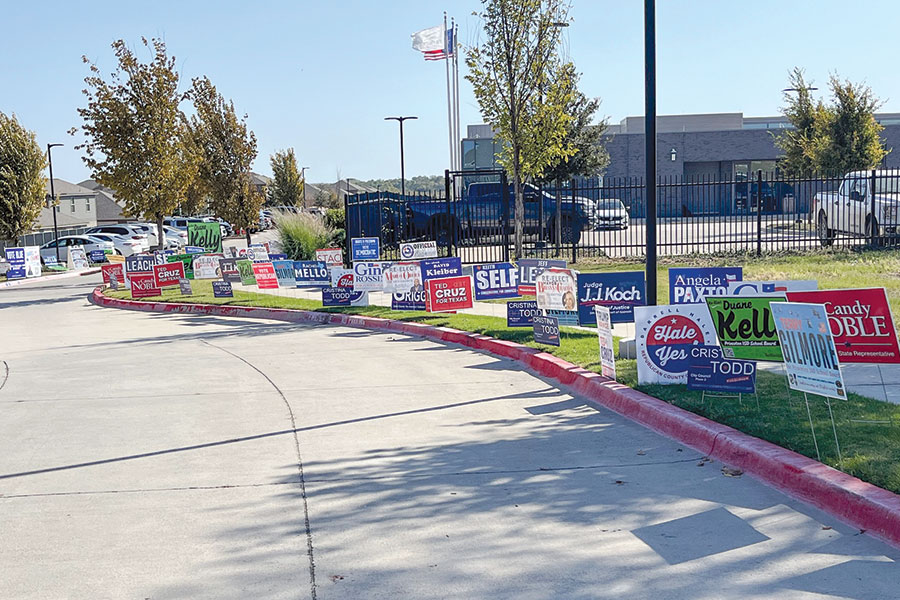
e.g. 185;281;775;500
90;286;900;549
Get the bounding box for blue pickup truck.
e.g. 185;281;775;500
403;182;607;245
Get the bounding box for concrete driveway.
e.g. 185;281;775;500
1;275;898;599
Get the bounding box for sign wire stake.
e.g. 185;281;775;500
826;398;844;469
803;392;821;461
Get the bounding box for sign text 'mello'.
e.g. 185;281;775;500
293;261;330;287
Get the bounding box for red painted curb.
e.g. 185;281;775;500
90;286;900;548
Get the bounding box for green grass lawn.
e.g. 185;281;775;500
105;250;900;495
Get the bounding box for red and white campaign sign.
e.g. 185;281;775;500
251;262;279;289
786;288;900;364
101;263;126;286
316;248;343;267
331;267;354;288
426;275;474;313
129;272;161;299
153;261;185;287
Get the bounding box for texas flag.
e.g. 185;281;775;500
412;25;454;61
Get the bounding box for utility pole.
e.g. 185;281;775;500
644;0;657;305
384;116;417;198
47;143;64;263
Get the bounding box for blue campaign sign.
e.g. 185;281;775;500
545;309;578;326
517;258;566;294
185;246;205;254
89;249;107;263
472;262;519;300
577;271;646;325
391;289;427;311
351;237;380;262
687;345;757;394
4;247;26;279
272;260;297;287
293;261;330;288
507;300;539;327
268;253;288;261
125;254;156;273
420;256;462;282
669;267;742;304
212;280;234;298
322;287;367;307
533;315;561;347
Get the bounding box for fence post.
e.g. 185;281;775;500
870;168;878;246
756;169;763;257
571;179;577;265
444;169;452;257
501;171;510;263
555;179;562;255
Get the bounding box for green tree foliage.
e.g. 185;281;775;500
73;38;197;249
357;175;444;194
467;0;576;257
777;68;889;175
539;70;609;183
0;112;47;243
188;76;262;243
268;148;304;207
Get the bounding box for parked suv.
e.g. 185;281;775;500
84;225;151;252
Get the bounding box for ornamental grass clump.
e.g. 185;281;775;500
274;210;333;260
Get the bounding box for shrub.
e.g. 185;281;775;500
274;210;333;260
324;208;344;231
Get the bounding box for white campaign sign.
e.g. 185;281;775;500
536;268;578;311
594;305;616;380
383;262;422;294
400;241;438;260
316;248;343;267
24;246;41;277
193;255;222;279
330;267;354;288
635;304;719;385
726;280;817;296
352;261;391;292
68;245;89;270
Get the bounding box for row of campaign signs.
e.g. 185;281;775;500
5;245;93;279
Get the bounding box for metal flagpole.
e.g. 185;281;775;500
443;13;455;171
453;20;461;170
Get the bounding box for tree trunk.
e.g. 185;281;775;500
156;212;165;252
513;145;524;259
245;226;251;247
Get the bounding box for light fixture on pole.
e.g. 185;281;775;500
670;148;677;162
384;116;417;199
46;143;64;263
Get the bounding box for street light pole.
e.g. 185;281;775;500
300;166;309;208
385;116;417;198
644;0;657;305
47;143;63;263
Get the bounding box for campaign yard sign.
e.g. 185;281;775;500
352;261;390;292
635;304;719;385
533;315;561;347
272;260;297;288
351;237;380;261
786;288;900;364
89;249;107;263
400;240;438;260
545;309;578;326
420;256;462;282
293;261;330;288
669;267;742;304
322;288;369;307
472;263;519;300
185;246;205;254
392;289;427;311
212;280;234;298
316;247;343;267
383;262;422;294
536;268;578;311
705;296;784;361
68;246;90;270
246;244;270;263
179;278;193;295
726;280;817;296
517;258;566;295
236;259;256;285
193;254;224;279
23;246;41;277
187;221;222;253
102;263;126;287
687;345;757;394
507;300;539;327
152;262;185;287
129;272;161;298
331;267;354;288
269;253;287;261
4;247;25;279
771;302;846;399
219;258;241;283
577;271;646;325
425;275;474;312
166;254;194;279
125;254;156;274
594;306;616;379
252;262;279;289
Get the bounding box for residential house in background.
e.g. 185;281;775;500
250;172;272;197
78;180;128;224
35;179;97;232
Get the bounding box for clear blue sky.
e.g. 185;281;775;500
3;0;900;185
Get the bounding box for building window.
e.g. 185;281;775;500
70;199;76;213
85;198;91;212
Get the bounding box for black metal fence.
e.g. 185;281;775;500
0;227;91;254
346;169;900;264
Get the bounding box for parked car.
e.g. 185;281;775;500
127;223;162;247
40;236;114;264
594;199;629;230
813;170;900;246
163;225;188;247
734;181;795;213
84;225;151;252
83;233;144;257
163;216;204;231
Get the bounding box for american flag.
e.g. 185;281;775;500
412;25;454;61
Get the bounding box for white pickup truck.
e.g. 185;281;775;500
813;170;900;246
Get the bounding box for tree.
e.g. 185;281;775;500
0;113;47;244
467;0;576;257
73;38;197;250
268;148;304;207
188;76;261;244
777;68;889;175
